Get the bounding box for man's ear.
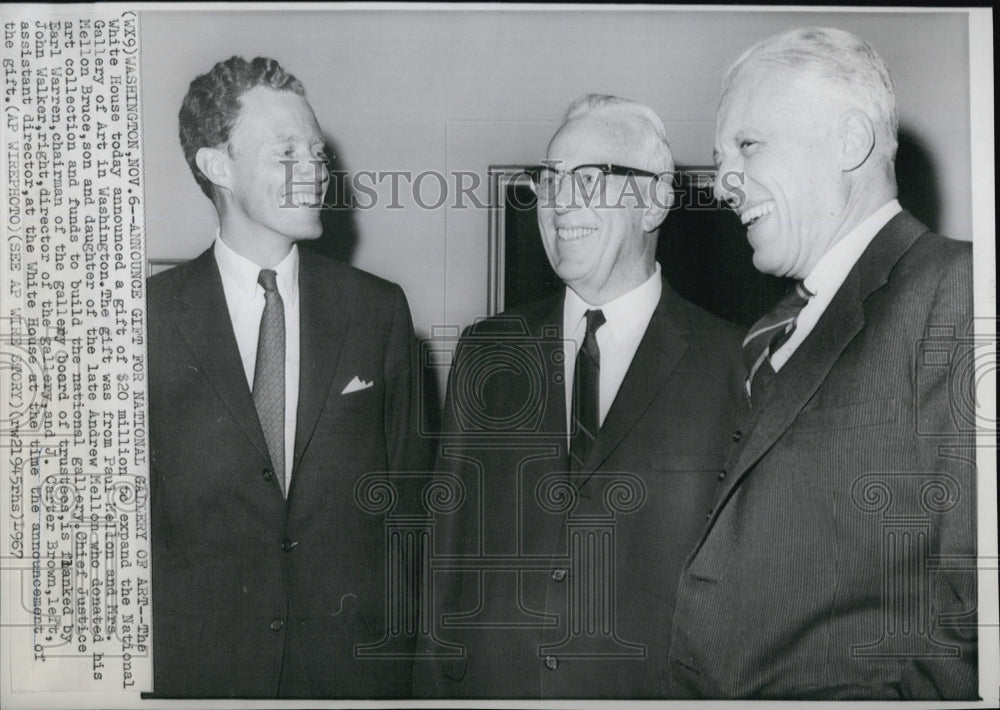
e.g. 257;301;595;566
839;109;876;172
195;146;233;194
642;177;675;233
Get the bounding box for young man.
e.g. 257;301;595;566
148;56;430;698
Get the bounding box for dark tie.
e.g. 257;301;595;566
742;281;813;402
570;309;606;472
253;269;286;496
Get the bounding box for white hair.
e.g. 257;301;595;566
562;93;675;176
722;27;898;161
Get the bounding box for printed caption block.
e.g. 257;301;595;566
1;7;150;695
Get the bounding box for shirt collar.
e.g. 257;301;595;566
565;262;662;337
803;199;901;296
214;230;300;302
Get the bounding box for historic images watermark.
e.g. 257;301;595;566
278;158;745;212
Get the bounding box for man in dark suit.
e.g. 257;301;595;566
668;27;978;699
147;57;430;698
415;95;744;697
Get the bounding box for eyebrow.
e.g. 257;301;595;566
266;138;325;154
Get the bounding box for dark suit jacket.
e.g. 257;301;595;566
415;279;745;698
668;211;978;699
147;247;432;698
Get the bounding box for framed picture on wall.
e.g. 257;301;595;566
147;258;187;277
487;165;793;326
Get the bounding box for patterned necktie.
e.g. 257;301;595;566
253;269;286;496
742;281;813;402
570;309;606;472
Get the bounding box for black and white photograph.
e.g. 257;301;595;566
0;4;995;708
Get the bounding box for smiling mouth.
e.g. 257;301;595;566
739;202;775;228
283;192;324;208
557;227;597;242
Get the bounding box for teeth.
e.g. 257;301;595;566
288;193;321;207
740;202;774;227
557;227;596;241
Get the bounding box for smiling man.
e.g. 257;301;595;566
416;95;744;698
667;28;977;699
147;57;429;698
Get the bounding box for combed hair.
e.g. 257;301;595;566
563;93;675;176
722;27;898;161
179;56;306;199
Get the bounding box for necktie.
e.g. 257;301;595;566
253;269;286;496
570;309;606;472
742;281;813;402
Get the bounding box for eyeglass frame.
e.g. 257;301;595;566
526;162;665;200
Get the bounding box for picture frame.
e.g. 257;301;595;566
147;258;187;277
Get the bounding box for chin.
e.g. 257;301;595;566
751;250;783;277
285;219;324;241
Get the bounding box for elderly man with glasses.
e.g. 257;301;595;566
415;94;744;699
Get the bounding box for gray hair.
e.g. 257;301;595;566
563;93;675;176
722;27;898;161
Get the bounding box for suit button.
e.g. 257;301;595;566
717;471;726;481
262;469;274;481
551;569;567;581
732;430;742;442
269;618;284;631
706;510;713;520
281;539;297;552
544;655;558;670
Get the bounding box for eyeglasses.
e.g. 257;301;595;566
528;163;661;199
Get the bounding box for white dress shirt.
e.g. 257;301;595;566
770;200;902;372
563;263;663;436
214;236;300;489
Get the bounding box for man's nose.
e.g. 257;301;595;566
713;160;744;209
553;177;572;213
298;156;329;185
553;173;588;213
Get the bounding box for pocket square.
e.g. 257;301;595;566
341;376;374;394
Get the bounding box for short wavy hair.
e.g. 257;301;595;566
179;56;305;199
563;93;675;177
722;27;898;162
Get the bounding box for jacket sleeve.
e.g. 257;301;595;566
381;282;437;474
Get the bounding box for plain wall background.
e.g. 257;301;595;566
140;8;972;341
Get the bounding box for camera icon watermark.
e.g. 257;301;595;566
914;320;997;436
420;317;572;438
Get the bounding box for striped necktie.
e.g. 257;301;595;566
570;309;606;472
742;281;813;402
253;269;286;496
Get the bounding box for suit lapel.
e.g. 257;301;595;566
173;248;271;464
719;274;865;494
574;281;689;487
713;210;930;508
291;251;349;476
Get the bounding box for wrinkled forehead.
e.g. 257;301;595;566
546;114;644;168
